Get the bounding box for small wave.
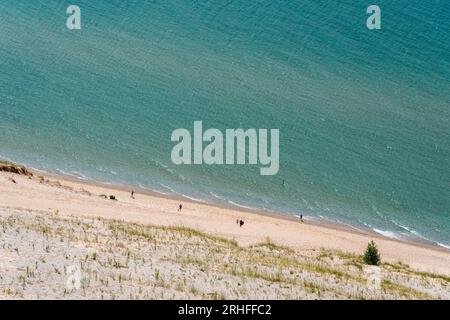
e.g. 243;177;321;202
71;171;90;180
55;169;90;181
357;219;372;228
182;195;205;203
227;200;255;210
156;162;191;184
209;192;226;201
29;167;48;174
437;242;450;250
97;167;118;176
391;220;426;239
373;228;401;240
160;184;205;203
55;169;72;176
390;221;450;249
160;183;178;194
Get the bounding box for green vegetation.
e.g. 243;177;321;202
363;241;381;266
381;280;431;299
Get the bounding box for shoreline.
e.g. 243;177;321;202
34;166;449;254
3;157;448;252
1;161;450;277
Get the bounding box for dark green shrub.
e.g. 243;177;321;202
363;241;381;265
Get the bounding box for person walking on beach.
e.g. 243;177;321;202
239;220;244;228
131;190;135;199
300;214;304;222
178;204;183;212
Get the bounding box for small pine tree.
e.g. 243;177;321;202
363;241;381;265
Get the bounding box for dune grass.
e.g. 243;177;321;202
1;209;448;300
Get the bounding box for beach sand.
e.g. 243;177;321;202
0;168;449;299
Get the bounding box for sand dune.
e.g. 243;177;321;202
0;169;449;299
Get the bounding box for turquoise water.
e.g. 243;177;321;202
1;1;449;247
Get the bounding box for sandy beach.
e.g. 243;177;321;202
0;164;449;299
